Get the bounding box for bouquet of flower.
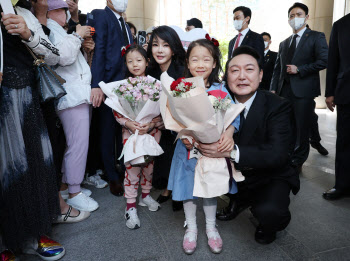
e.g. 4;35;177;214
99;76;164;166
170;77;196;97
160;72;245;198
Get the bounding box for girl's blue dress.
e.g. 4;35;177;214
167;83;240;201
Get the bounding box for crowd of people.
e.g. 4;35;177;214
0;0;349;260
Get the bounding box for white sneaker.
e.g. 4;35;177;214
124;207;140;229
84;174;108;189
138;195;161;212
66;192;99;212
60;187;92;200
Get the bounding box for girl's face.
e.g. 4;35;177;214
187;45;216;86
47;9;67;27
126;50;148;77
151;36;173;69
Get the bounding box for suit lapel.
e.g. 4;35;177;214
241;29;251;46
264;50;271;63
239;91;266;144
293;28;311;60
105;7;124;46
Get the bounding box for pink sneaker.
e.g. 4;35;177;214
206;228;223;254
182;229;198;255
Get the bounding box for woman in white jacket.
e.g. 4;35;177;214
46;0;99;212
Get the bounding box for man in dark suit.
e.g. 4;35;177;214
199;46;299;244
260;32;277;90
323;13;350;200
228;6;264;62
270;2;328;172
88;0;133;196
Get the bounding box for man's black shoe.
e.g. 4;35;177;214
216;199;249;221
310;142;329;156
323;188;349;200
255;225;276;244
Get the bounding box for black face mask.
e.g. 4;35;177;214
16;0;32;10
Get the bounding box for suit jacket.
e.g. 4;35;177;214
325;14;350;105
260;50;277;90
270;28;328;98
234;90;299;194
228;29;265;63
88;7;133;88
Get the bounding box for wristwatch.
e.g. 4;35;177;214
24;30;34;42
230;146;237;161
296;67;299;73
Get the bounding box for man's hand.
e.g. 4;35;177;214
325;96;336;112
90;88;105;107
82;38;95;53
2;13;31;40
67;0;79;23
0;72;3;83
197;142;230;158
31;0;48;25
271;90;276;94
286;65;298;74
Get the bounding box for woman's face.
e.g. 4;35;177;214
47;9;67;27
187;45;216;86
226;54;263;99
126;50;148;77
151;36;173;67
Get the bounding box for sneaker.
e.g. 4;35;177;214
183;229;198;255
60;187;92;200
138;195;161;212
23;236;65;261
84;174;108;189
66;192;99;212
0;250;19;261
124;207;140;229
206;228;223;254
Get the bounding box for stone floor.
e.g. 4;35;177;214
23;109;350;261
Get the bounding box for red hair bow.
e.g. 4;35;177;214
205;34;219;47
121;44;131;57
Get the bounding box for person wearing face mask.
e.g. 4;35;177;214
270;2;328;174
259;32;277;91
87;0;133;197
227;6;264;63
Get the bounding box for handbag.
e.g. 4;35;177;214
25;45;67;103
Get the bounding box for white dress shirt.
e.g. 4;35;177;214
264;49;269;56
232;28;250;53
289;26;307;48
232;91;257;163
108;7;130;45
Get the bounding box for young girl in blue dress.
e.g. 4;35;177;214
167;37;240;255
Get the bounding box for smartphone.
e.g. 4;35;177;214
137;31;147;46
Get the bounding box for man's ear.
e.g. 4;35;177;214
259;69;263;82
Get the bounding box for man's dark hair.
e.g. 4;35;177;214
233;6;252;24
126;22;137;34
288;2;309;16
223;46;262;82
187;18;203;28
261;32;271;40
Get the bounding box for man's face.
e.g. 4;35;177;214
262;35;271;49
185;25;195;32
288;7;308;21
227;54;263;100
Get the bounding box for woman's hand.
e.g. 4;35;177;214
181;138;194;150
138;122;155;135
76;24;91;39
82;38;95;53
152;115;165;130
125;121;140;134
1;13;32;40
217;132;234;152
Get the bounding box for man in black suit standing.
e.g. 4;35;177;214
270;2;328;173
200;46;299;244
323;13;350;200
228;6;264;62
260;32;277;90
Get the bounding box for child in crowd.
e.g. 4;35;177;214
114;45;162;230
167;37;240;254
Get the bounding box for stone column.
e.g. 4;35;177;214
126;0;160;31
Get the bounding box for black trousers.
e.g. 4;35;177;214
236;179;292;234
310;101;321;144
280;82;314;166
98;102;123;182
335;104;350;191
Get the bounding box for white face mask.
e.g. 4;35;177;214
111;0;128;13
288;17;306;31
233;19;246;31
264;41;269;49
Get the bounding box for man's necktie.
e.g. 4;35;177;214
119;17;129;46
286;34;298;64
239;109;246;132
234;33;242;51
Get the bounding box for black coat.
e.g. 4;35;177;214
260;50;277;90
234;90;300;194
270;28;328;98
325;13;350;105
228;29;265;63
